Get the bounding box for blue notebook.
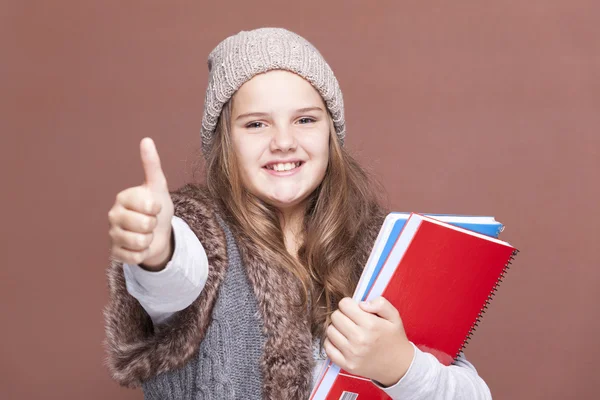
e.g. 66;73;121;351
353;213;504;301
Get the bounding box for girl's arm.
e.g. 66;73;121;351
377;344;492;400
123;215;209;325
105;183;228;387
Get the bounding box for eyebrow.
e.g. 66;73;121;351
235;106;324;121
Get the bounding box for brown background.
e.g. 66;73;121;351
1;0;598;399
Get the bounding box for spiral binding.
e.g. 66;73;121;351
453;249;519;361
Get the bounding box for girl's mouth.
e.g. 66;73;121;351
263;161;304;176
264;161;303;172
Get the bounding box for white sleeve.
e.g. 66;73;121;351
122;215;209;326
377;343;492;400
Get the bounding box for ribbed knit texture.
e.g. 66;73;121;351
201;27;346;155
141;217;265;399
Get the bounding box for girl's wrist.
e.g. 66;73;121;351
375;341;415;387
140;229;175;271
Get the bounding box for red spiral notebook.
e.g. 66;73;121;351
311;213;518;399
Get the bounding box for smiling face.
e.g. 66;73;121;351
230;70;330;213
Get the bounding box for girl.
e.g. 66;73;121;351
105;27;492;399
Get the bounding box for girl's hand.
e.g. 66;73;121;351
324;296;415;387
108;138;175;270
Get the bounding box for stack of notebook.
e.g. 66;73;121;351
310;213;518;400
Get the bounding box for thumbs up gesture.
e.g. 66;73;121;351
108;138;175;270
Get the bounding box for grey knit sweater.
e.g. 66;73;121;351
141;217;264;399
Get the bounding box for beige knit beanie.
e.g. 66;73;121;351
201;27;346;154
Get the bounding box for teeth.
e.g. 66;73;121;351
269;162;300;171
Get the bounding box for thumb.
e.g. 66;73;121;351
359;296;401;323
140;137;168;191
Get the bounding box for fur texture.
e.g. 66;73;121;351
103;184;385;398
231;223;315;399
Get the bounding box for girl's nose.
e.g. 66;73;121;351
270;126;297;152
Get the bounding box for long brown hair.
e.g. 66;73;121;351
203;99;384;341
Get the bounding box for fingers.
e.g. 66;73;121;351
108;206;158;233
323;338;346;368
326;324;350;354
115;187;162;216
359;296;401;323
140;137;168;191
109;225;154;251
338;297;371;327
109;188;161;264
109;221;155;265
110;246;149;266
330;307;360;339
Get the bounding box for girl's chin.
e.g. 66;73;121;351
249;183;318;210
266;196;304;210
261;191;309;210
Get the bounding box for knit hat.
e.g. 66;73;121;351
201;27;346;154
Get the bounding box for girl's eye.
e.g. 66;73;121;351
246;122;265;129
298;117;316;124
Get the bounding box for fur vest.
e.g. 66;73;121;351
104;183;385;399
